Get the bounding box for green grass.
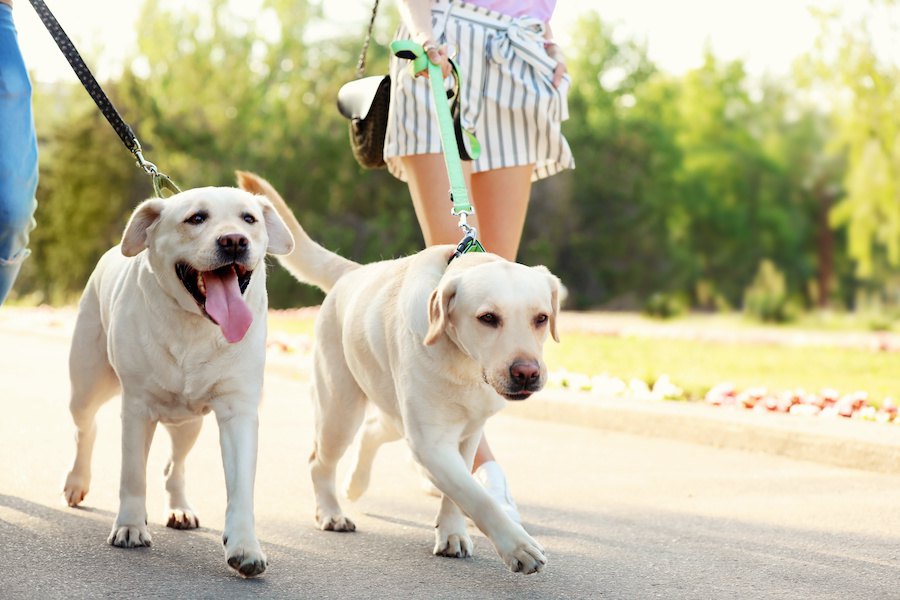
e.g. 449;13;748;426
268;310;900;403
546;331;900;402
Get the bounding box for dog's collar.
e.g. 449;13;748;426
448;229;486;263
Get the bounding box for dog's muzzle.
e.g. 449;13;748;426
500;359;543;400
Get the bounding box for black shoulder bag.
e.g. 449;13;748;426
336;0;391;169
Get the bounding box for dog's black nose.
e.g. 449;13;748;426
218;233;248;258
509;360;540;387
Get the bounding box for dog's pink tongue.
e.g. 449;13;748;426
203;269;252;343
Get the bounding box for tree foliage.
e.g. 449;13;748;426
14;1;900;315
802;3;900;284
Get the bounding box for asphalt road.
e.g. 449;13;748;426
2;318;900;599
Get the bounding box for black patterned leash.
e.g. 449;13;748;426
28;0;181;197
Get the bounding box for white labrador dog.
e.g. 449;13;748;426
62;184;293;578
239;172;559;575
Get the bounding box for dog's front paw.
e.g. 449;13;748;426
433;533;473;558
223;535;267;578
63;472;89;507
108;524;152;548
316;510;356;532
499;533;546;575
433;513;473;558
165;508;200;530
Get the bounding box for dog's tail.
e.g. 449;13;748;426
237;171;359;293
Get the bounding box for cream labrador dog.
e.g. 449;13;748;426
239;172;558;575
62;184;293;578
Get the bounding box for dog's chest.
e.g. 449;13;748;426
118;337;247;422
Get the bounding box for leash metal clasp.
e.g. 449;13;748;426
449;208;485;262
131;140;182;198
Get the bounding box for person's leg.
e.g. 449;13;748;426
469;164;534;472
469;164;534;262
469;164;534;523
400;153;475;247
0;5;39;305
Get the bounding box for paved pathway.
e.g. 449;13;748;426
2;310;900;599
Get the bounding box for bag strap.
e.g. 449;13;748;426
355;0;381;78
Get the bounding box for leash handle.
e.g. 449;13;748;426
28;0;180;197
391;40;474;215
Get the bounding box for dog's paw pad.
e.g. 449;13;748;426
434;534;473;559
108;525;152;548
318;514;356;532
505;541;547;575
226;546;267;578
165;509;200;530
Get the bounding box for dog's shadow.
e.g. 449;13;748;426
0;493;276;594
0;492;116;521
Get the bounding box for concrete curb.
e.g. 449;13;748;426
504;392;900;475
266;350;900;476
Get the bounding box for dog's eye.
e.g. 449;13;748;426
478;313;500;327
535;314;549;327
185;211;208;225
242;213;257;224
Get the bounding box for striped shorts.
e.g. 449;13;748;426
384;0;575;182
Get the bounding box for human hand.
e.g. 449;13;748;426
545;42;568;88
415;40;452;79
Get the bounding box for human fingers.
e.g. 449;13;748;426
552;61;567;88
414;42;447;78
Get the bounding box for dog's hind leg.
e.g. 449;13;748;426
309;350;366;532
162;418;203;529
64;289;120;507
343;412;401;501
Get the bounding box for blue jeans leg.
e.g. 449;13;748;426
0;4;39;305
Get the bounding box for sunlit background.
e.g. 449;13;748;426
16;0;900;80
7;0;900;321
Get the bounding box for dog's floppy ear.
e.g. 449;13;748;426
424;276;459;346
532;265;561;343
121;198;165;257
258;197;295;255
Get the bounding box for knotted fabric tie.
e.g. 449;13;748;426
485;16;556;79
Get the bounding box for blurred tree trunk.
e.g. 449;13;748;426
814;178;836;308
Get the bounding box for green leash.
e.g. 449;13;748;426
391;40;485;259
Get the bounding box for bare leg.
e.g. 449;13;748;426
470;165;533;476
470;164;534;261
472;436;496;471
400;153;474;247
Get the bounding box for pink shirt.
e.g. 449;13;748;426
463;0;557;23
